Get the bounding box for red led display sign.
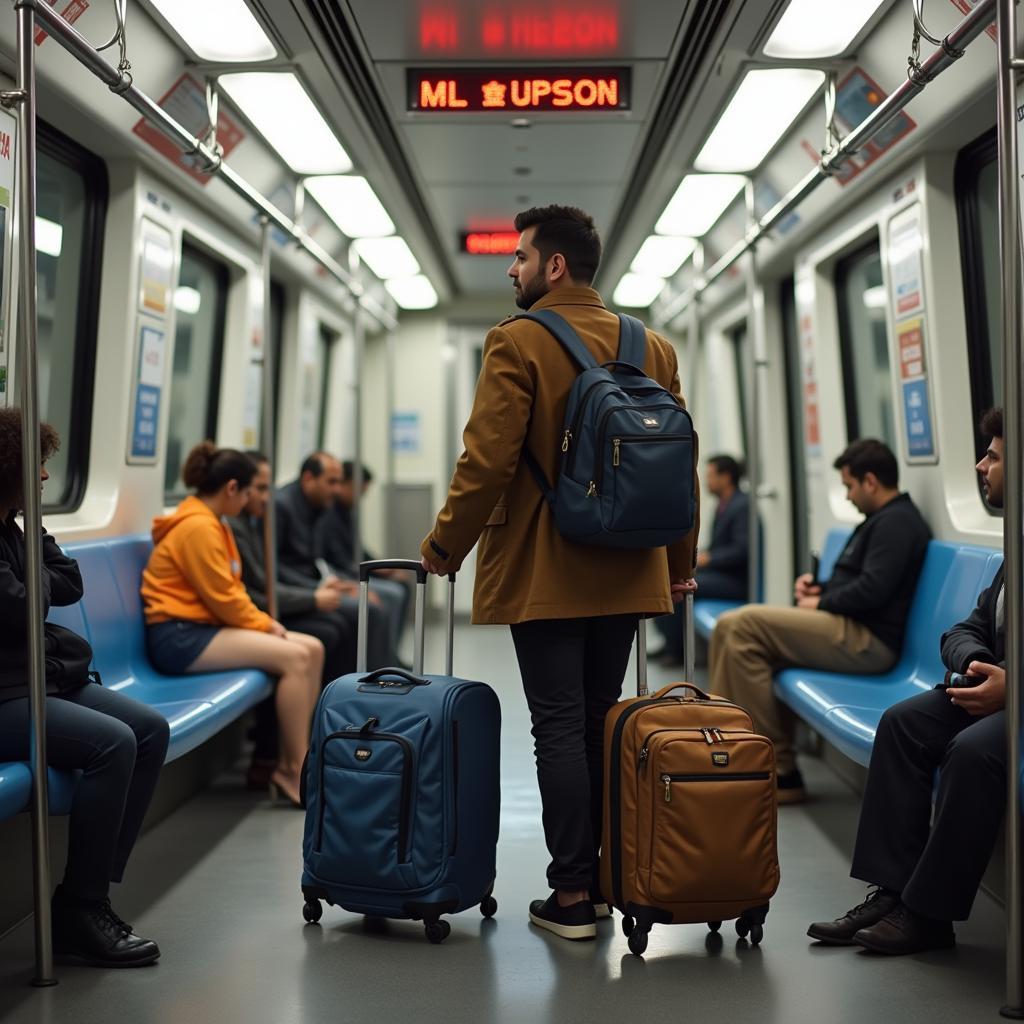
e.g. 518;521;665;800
462;232;520;255
408;68;630;112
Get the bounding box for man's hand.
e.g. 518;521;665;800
421;555;445;576
796;595;821;610
670;577;698;604
696;551;711;570
794;573;823;602
949;661;1006;716
314;582;342;612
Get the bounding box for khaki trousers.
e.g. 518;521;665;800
709;605;896;775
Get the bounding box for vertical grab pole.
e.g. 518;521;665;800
997;0;1024;1017
685;243;703;403
351;302;366;566
744;181;764;605
384;328;397;554
259;217;278;621
12;0;56;988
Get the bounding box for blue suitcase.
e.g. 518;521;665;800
300;560;501;943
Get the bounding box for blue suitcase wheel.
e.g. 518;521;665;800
480;896;498;918
425;920;451;944
302;900;322;924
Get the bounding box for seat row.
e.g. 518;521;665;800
0;535;273;821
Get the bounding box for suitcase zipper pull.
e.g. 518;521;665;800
638;746;649;772
562;430;572;453
359;716;379;735
662;775;672;802
714;729;725;743
701;728;713;745
613;438;621;467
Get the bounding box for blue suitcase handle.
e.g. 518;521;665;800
358;667;431;688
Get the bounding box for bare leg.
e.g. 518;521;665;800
189;629;324;800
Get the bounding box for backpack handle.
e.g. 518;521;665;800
600;360;651;376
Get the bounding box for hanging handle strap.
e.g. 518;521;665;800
616;313;647;370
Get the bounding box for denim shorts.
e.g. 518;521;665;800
145;620;220;675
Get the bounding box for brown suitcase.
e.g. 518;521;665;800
598;595;780;956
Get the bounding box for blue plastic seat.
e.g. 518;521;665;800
775;542;1002;765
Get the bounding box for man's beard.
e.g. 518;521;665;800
514;274;549;310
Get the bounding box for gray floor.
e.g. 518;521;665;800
0;623;1010;1023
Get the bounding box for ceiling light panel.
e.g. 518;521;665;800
386;275;439;310
148;0;277;62
613;273;665;309
35;217;63;258
655;175;746;237
353;237;420;280
764;0;888;59
695;69;825;173
219;73;352;175
631;236;697;279
306;176;396;238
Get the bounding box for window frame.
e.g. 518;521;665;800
729;321;749;460
954;126;999;466
37;121;108;515
316;322;336;451
163;241;230;502
779;275;810;576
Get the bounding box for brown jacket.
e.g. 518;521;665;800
420;286;699;624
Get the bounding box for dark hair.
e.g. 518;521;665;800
245;450;269;467
707;454;742;486
0;408;60;508
513;205;602;285
832;439;899;489
341;461;373;484
980;407;1003;440
301;452;329;478
182;441;257;495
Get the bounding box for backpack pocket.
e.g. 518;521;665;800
607;433;694;533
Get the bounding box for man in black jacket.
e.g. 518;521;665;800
710;439;931;803
809;408;1006;955
655;454;750;662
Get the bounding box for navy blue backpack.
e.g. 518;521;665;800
517;309;697;549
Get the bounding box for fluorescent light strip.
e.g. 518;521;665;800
174;286;202;314
655;175;746;237
764;0;887;59
148;0;277;62
219;73;352;175
631;236;697;279
36;216;62;258
385;275;438;310
613;273;665;309
695;69;825;173
353;237;420;280
305;176;395;238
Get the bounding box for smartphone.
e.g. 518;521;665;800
945;672;982;688
810;552;820;586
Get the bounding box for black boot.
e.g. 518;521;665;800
807;886;900;945
853;903;955;955
52;891;160;967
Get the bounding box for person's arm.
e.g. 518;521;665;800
175;520;274;631
41;529;83;607
0;552;53;625
420;325;534;572
230;518;318;618
663;343;699;581
704;500;749;573
941;576;999;674
274;499;321;586
817;516;922;615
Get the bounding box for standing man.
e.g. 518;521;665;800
809;408;1006;954
420;205;699;941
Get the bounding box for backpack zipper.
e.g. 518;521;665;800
661;771;772;802
596;432;692;494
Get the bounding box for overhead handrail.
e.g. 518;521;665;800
655;0;996;328
22;0;398;331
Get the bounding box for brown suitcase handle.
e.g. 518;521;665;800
653;682;712;701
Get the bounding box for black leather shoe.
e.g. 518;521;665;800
807;886;900;945
53;897;161;967
528;893;596;941
853;903;955;955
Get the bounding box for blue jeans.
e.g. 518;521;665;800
0;683;169;901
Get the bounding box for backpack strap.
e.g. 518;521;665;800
616;313;647;369
513;310;600;370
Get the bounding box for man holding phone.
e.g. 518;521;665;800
809;407;1005;955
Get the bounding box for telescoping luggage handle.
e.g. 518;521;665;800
356;559;456;678
636;592;695;697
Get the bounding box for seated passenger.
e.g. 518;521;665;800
655;453;751;662
0;409;167;967
809;409;1005;955
229;452;355;789
709;439;931;804
275;452;395;668
141;442;321;806
315;460;410;651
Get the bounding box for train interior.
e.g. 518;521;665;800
0;0;1019;1019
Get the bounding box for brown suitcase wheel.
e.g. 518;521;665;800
707;920;722;933
627;927;649;956
621;915;635;937
749;923;764;945
736;917;750;938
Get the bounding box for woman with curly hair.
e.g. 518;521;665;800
141;441;322;806
0;407;168;968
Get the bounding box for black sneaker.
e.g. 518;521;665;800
52;896;161;967
853;903;955;955
528;893;597;941
807;887;900;945
777;768;807;805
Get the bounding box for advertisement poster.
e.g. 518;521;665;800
138;218;174;318
128;324;166;460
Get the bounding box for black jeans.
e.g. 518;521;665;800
851;687;1006;921
510;614;638;891
0;683;169;902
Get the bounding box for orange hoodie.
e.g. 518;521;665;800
141;495;274;632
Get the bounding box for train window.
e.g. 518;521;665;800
316;324;336;449
835;240;896;449
955;129;1000;469
36;125;106;512
163;245;229;499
